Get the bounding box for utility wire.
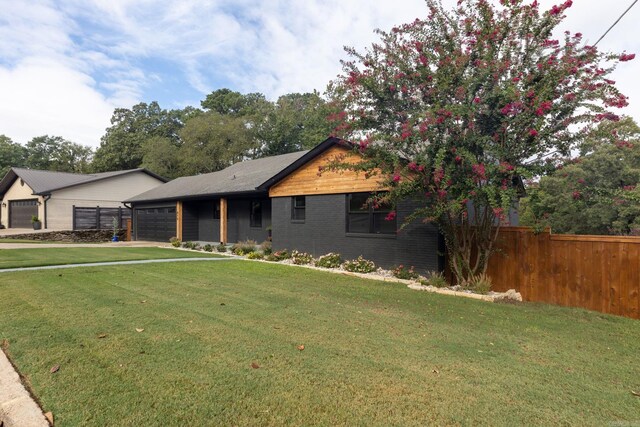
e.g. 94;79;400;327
593;0;638;47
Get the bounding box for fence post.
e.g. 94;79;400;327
126;218;132;241
96;206;100;230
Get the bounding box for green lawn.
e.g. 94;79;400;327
0;254;638;426
0;247;221;269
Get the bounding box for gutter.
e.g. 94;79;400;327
43;194;51;229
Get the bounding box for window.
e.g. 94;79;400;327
347;193;396;234
214;201;220;219
291;196;306;221
250;200;262;227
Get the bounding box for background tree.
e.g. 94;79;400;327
25;135;93;173
521;117;640;235
328;0;633;283
92;102;191;172
178;111;256;175
0;135;27;177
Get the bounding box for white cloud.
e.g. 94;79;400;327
0;0;639;149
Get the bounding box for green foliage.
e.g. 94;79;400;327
182;241;197;250
391;265;418;280
260;240;272;255
25;135;93;173
521;117;640;235
329;0;632;283
216;243;227;253
0;135;27;176
270;249;291;261
290;250;313;265
231;240;257;255
246;251;264;260
419;271;448;288
169;237;181;248
31;215;40;223
315;253;342;269
463;273;493;295
342;256;376;273
203;244;213;252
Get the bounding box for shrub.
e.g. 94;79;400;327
391;265;418;280
169;237;181;248
419;271;448;288
291;250;313;265
463;273;493;294
271;249;290;261
203;244;213;252
247;251;264;260
265;254;277;261
343;256;376;273
231;239;257;255
182;241;197;250
260;240;273;255
315;253;342;269
216;243;227;253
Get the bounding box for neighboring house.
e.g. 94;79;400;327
127;137;443;273
0;168;166;230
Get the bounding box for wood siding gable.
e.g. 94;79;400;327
269;145;387;197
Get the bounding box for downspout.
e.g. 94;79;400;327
43;194;51;229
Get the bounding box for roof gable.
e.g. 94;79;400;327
0;168;166;198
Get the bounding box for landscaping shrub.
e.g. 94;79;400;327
342;256;376;273
182;241;197;250
391;265;418;280
203;244;213;252
291;250;313;265
270;249;290;261
260;240;273;256
216;243;227;253
247;251;264;260
169;237;181;248
315;253;342;269
420;271;448;288
464;273;493;294
232;239;257;255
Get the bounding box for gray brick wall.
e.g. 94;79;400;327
227;198;271;244
272;195;442;273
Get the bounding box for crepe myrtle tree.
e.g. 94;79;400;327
327;0;634;283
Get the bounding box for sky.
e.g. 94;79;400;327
0;0;638;148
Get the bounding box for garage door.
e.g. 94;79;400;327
9;199;38;228
135;207;176;242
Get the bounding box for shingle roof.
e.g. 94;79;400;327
0;168;166;197
126;150;308;203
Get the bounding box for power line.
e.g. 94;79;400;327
594;0;638;47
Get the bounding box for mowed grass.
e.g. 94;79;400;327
0;247;221;269
0;258;639;426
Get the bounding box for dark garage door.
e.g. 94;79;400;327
9;199;38;228
135;207;176;242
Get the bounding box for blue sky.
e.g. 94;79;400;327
0;0;638;148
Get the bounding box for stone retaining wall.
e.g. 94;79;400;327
2;229;127;243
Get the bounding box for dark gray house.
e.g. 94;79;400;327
126;137;443;273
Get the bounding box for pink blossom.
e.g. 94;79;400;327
385;211;397;221
572;191;581;200
473;97;481;104
393;174;401;183
408;162;418;171
472;163;487;181
529;129;538;137
620;53;636;62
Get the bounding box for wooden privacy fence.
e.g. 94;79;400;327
72;206;132;230
484;227;640;319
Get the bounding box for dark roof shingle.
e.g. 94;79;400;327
126;150;308;203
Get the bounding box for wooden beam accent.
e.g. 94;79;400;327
269;145;387;197
220;198;227;244
176;201;183;240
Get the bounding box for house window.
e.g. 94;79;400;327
214;201;220;219
250;200;262;228
347;193;396;234
291;196;305;221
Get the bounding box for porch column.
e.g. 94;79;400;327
176;201;183;240
220;198;227;244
